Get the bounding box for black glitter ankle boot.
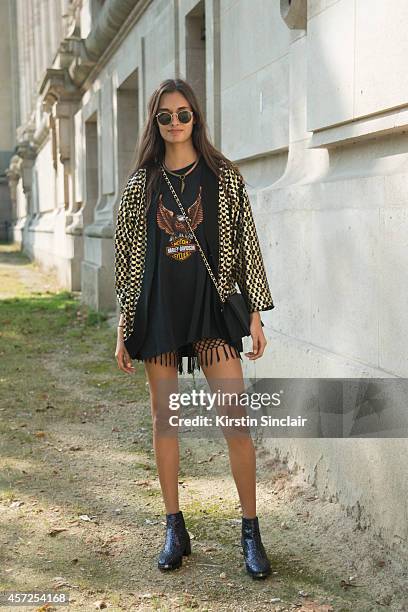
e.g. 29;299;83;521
158;510;191;570
241;515;271;579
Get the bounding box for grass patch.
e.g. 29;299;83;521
183;498;239;543
0;291;148;406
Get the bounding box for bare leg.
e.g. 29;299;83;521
193;340;257;519
144;352;180;514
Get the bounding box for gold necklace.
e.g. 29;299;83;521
162;155;200;193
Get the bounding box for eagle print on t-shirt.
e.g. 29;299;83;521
156;185;203;262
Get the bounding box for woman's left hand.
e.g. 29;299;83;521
244;312;267;360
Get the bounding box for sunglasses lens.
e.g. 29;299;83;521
179;110;192;123
157;113;171;125
157;110;192;125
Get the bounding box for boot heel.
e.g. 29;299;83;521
241;516;271;579
158;510;191;570
183;534;191;556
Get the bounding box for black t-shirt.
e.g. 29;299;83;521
124;155;243;361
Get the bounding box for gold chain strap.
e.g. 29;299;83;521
160;165;226;304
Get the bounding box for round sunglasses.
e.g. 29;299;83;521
155;110;193;126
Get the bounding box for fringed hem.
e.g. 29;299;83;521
138;338;243;375
140;350;198;375
195;341;242;369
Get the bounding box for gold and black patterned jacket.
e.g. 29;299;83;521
114;161;275;342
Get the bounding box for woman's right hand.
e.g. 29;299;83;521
115;333;135;374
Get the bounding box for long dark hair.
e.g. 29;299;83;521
130;78;243;213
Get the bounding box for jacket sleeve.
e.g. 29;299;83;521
114;174;138;313
234;180;275;313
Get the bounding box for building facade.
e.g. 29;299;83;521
1;0;408;549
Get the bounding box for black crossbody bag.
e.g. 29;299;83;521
160;166;264;339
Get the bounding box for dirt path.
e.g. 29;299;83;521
0;243;407;612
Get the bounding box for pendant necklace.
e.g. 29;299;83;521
162;155;200;193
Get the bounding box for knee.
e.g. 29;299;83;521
151;403;176;435
224;431;254;450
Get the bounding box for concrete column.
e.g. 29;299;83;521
17;0;29;123
205;0;221;147
0;0;14;157
26;0;35;112
33;0;42;89
48;0;61;60
38;0;48;72
8;0;20;139
185;2;206;119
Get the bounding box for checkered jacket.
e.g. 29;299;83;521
114;161;275;342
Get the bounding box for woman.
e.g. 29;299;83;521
114;78;275;578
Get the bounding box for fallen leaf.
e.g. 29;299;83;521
53;579;71;588
79;514;97;522
48;528;68;537
340;579;363;589
102;535;123;545
10;500;24;508
375;593;393;606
